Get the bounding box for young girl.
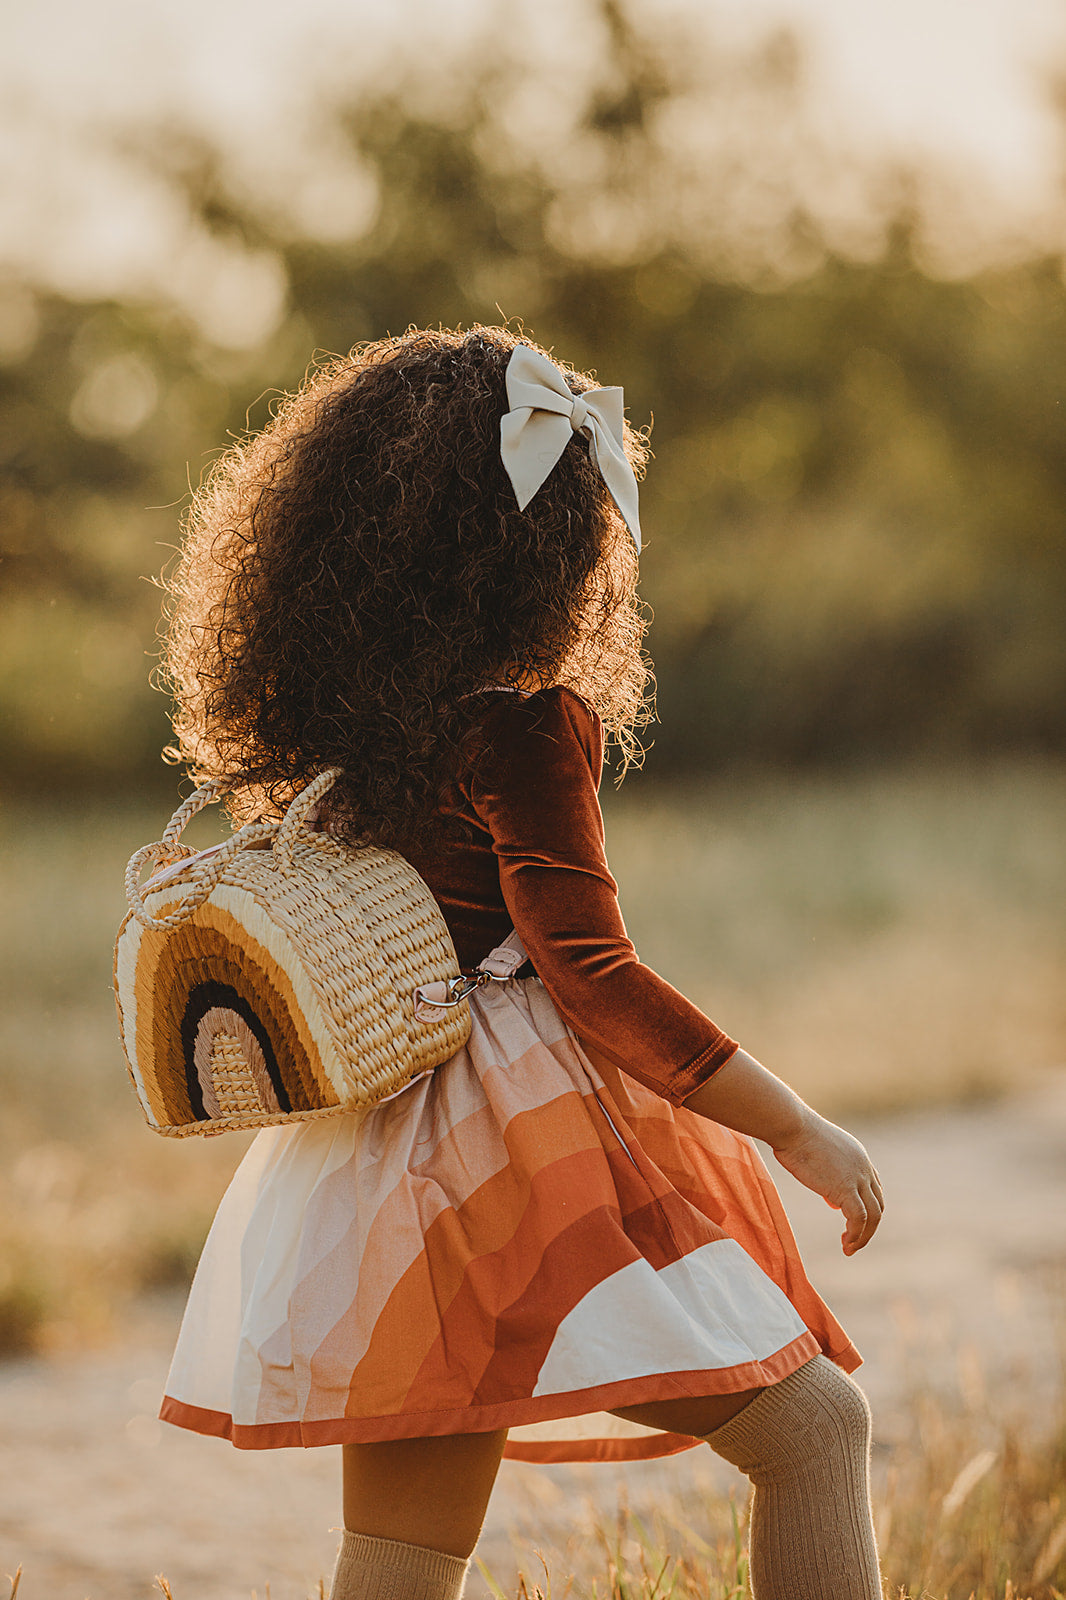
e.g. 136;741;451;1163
158;325;884;1600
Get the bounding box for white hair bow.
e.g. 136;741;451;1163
499;345;642;553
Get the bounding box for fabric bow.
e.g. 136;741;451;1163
499;345;642;553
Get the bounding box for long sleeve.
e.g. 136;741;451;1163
468;687;738;1104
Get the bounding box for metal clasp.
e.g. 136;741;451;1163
416;972;490;1011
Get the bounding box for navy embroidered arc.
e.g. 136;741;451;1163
180;981;292;1120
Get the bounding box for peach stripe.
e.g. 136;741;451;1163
338;1143;621;1418
285;1042;595;1376
339;1092;732;1417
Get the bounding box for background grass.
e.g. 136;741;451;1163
494;1392;1066;1598
1;758;1063;1360
602;757;1066;1116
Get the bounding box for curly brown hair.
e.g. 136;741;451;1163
162;324;652;845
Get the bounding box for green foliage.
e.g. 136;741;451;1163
1;3;1064;789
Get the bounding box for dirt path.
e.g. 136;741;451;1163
2;1080;1064;1600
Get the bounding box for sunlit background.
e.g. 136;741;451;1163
4;0;1066;780
1;2;1065;1596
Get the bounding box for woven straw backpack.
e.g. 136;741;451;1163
115;770;524;1137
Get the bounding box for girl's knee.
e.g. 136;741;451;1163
702;1357;871;1478
782;1356;872;1455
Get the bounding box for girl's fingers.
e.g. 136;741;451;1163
860;1188;882;1246
841;1192;868;1252
843;1178;883;1253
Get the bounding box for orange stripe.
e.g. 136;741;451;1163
506;1431;698;1463
282;1096;513;1384
320;1088;611;1373
405;1184;647;1412
340;1142;620;1418
337;1089;744;1421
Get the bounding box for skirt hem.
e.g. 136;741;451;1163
159;1330;859;1460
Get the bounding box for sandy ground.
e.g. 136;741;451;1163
2;1078;1064;1600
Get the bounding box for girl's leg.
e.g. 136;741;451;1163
342;1430;508;1556
611;1387;763;1436
610;1358;882;1600
330;1430;508;1600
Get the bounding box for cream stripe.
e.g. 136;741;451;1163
533;1239;807;1397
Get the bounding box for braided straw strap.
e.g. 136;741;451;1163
273;768;343;868
125;818;279;931
162;779;225;847
123;770;341;933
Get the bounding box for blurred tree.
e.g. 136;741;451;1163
1;0;1064;791
0;292;215;789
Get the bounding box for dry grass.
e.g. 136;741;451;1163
488;1385;1066;1599
151;1582;325;1599
0;793;245;1354
12;1392;1060;1598
3;1337;1065;1596
0;1127;242;1356
603;759;1066;1117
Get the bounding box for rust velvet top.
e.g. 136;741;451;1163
399;686;738;1105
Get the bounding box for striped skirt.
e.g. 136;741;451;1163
160;977;859;1463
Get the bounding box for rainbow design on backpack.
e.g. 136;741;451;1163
115;890;342;1132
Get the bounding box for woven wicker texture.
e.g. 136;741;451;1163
115;778;471;1137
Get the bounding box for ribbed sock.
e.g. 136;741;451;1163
328;1531;470;1600
703;1355;882;1600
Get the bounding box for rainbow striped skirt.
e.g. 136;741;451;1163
160;978;858;1463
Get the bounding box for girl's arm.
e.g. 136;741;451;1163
471;685;883;1253
681;1048;884;1255
470;687;739;1104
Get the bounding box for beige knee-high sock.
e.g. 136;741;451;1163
329;1531;470;1600
703;1355;882;1600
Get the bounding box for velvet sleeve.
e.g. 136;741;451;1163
468;687;738;1104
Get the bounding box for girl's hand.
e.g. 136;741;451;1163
771;1111;884;1255
681;1048;884;1256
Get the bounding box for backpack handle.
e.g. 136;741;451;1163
273;768;341;869
125;771;341;932
125;781;276;932
159;778;226;848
